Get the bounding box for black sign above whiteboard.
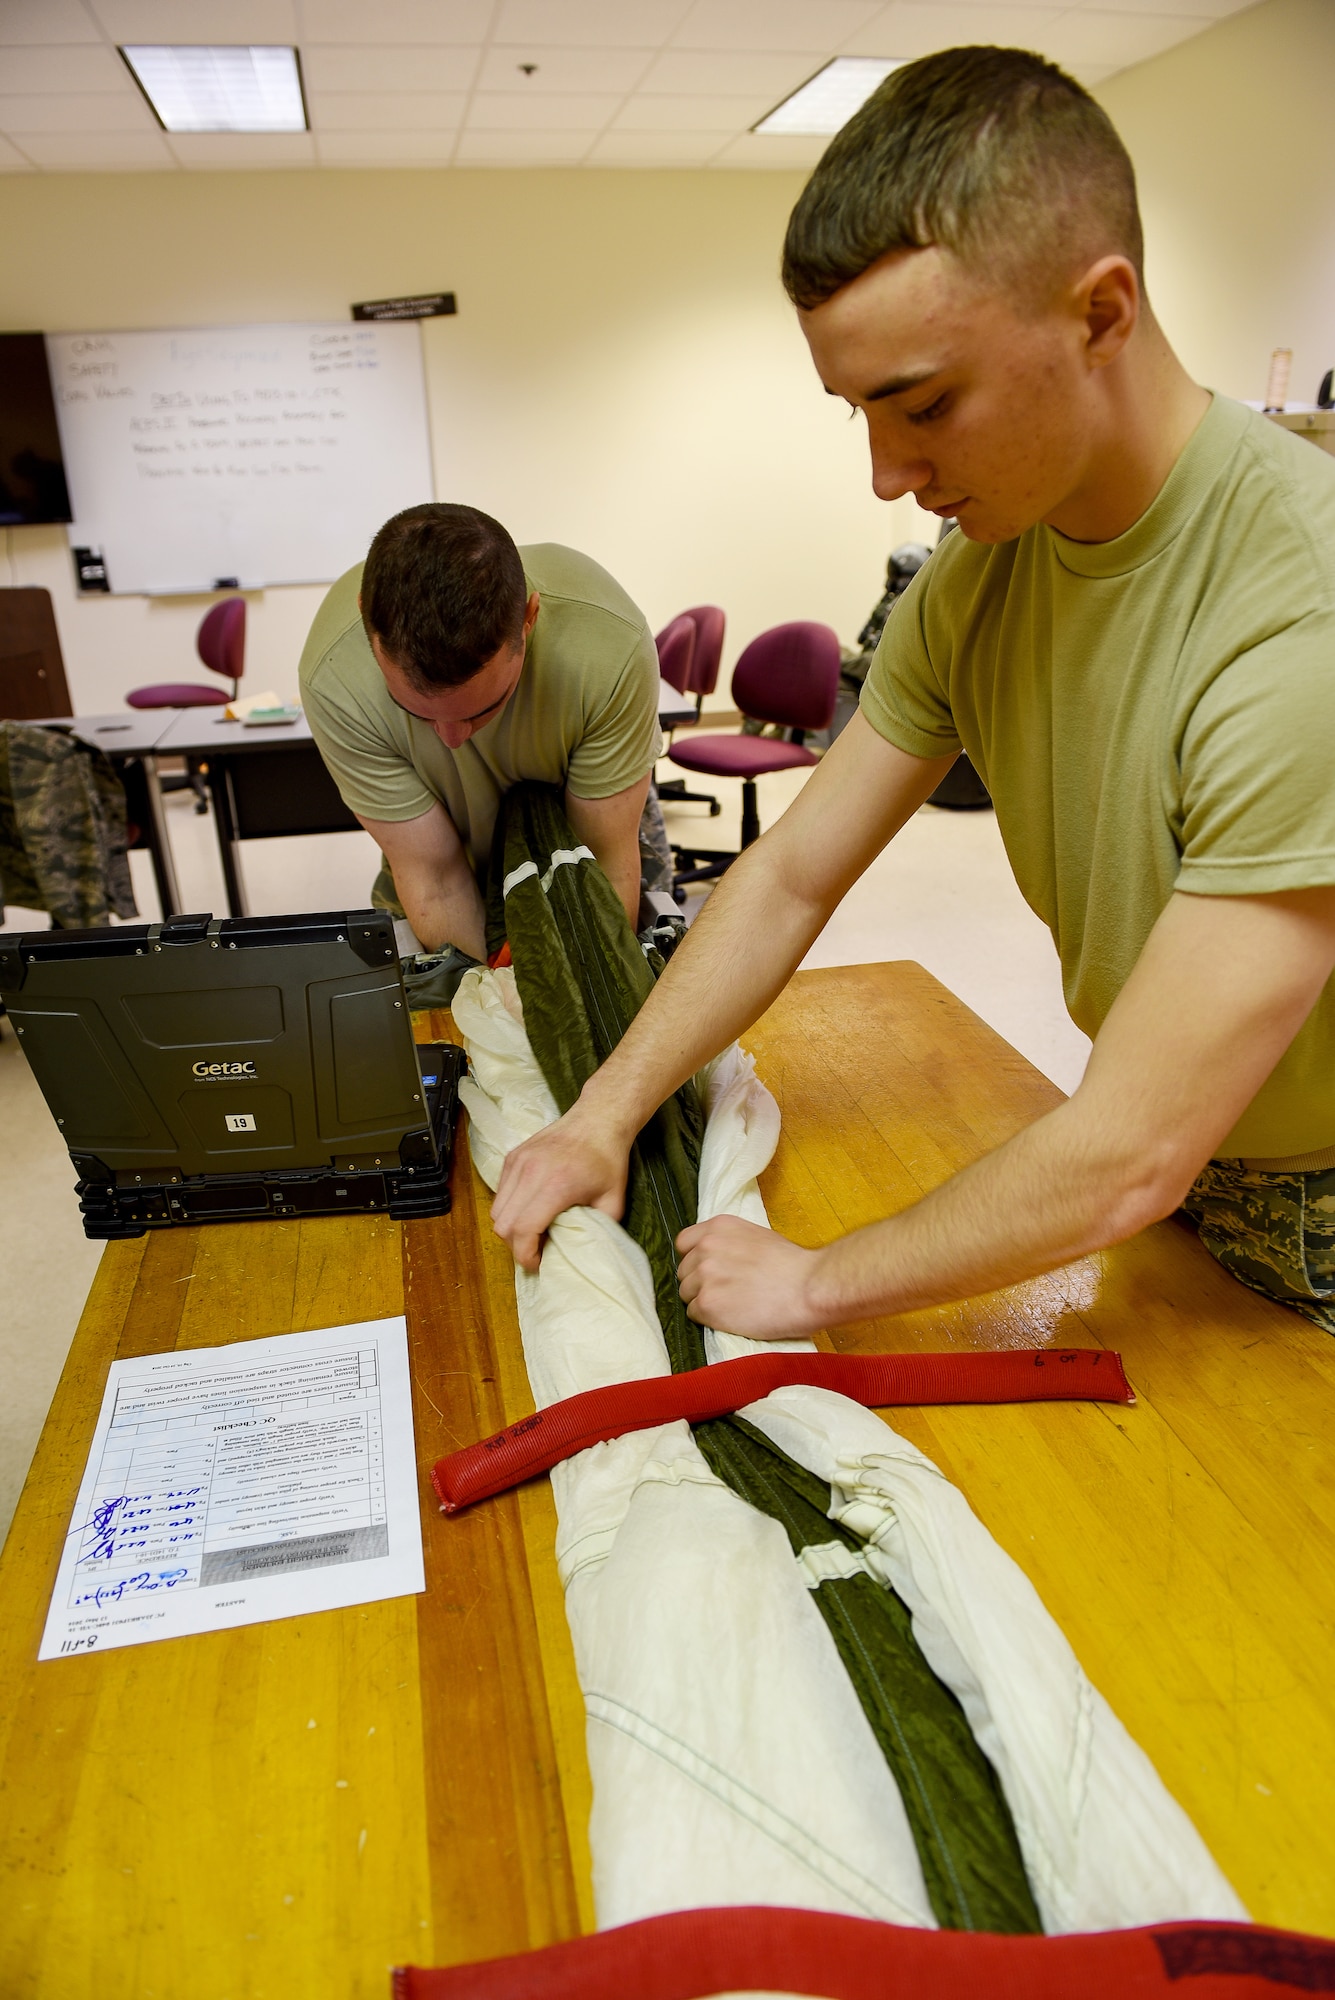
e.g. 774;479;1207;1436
352;293;457;322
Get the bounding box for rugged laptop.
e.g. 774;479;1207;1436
0;909;465;1241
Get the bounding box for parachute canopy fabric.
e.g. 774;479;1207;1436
455;781;1243;1942
489;783;1038;1934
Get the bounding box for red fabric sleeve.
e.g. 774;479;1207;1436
432;1348;1132;1512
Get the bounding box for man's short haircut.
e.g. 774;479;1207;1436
782;46;1144;315
361;502;528;690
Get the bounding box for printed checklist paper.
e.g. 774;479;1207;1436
39;1317;424;1660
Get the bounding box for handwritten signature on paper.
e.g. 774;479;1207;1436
72;1569;191;1610
76;1488;205;1565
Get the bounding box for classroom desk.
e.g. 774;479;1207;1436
2;962;1333;2000
155;708;360;920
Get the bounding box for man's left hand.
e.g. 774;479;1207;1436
676;1216;825;1340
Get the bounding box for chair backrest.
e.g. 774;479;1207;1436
731;621;840;733
679;604;725;698
655;613;696;697
197;597;246;683
0;587;72;720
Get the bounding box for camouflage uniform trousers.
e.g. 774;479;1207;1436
638;783;674;897
1184;1160;1335;1334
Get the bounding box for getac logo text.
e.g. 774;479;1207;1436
192;1060;258;1080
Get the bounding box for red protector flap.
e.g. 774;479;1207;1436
392;1907;1335;2000
432;1347;1132;1513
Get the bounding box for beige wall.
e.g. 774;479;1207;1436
5;0;1329;719
1097;0;1335;408
0;167;928;715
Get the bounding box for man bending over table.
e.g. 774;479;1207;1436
300;503;670;977
491;46;1335;1339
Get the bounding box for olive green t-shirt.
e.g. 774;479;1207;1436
862;394;1335;1163
299;542;662;876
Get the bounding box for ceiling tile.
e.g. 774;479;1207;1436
588;128;732;164
167;130;315;166
612;93;769;131
475;45;651;92
0;135;37;170
0;90;156;132
296;0;492;43
490;0;693;51
11;129;176;166
88;0;298;39
1040;10;1210;66
315;129;458;163
670;0;883;54
466;92;620;131
453;127;595;162
0;46;132;92
309;90;466;130
301;44;481;91
710;130;826;168
0;0;102;45
842;3;1065;58
638;48;824;95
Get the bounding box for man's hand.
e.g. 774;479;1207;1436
491;1100;635;1271
676;1216;825;1339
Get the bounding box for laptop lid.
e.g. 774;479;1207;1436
0;910;435;1184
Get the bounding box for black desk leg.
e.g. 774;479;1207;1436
206;760;250;918
139;756;183;919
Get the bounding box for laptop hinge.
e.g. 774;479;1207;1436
147;912;214;949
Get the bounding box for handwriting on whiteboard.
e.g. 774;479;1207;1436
55;328;382;486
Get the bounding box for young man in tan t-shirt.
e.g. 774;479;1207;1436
491;47;1335;1339
299;504;670;968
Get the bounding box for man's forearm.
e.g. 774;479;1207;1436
804;1093;1167;1327
402;861;487;960
603;844;641;930
582;832;828;1138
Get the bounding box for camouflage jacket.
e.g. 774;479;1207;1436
0;722;137;928
843;542;934;689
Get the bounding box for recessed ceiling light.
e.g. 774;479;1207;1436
754;56;905;137
120;45;308;133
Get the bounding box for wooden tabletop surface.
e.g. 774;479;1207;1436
1;961;1332;2000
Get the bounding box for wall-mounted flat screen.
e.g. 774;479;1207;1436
0;332;73;526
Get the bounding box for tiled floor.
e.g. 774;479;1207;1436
0;761;1088;1550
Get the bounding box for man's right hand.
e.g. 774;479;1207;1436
491;1099;634;1271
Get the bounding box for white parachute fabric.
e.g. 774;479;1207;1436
452;965;1246;1935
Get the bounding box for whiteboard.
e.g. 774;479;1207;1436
46;321;434;595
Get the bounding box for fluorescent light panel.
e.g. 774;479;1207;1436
120;45;307;133
754;56;904;137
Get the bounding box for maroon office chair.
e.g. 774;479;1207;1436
657;604;726;818
680;603;726;709
655;610;720;820
126;597;246;710
656;612;695;697
669;619;839;887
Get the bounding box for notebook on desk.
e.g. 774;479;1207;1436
0;908;464;1240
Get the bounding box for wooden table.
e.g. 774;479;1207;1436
2;963;1333;1999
